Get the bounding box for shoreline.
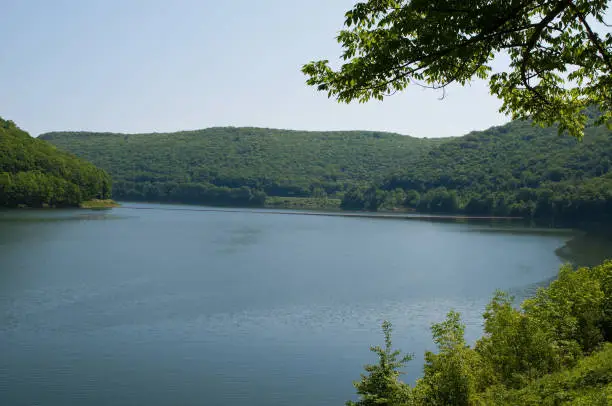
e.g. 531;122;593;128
115;203;523;221
80;199;121;209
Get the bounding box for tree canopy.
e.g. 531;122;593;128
302;0;612;137
0;118;111;208
348;261;612;405
40;128;437;207
42;119;612;225
364;113;612;225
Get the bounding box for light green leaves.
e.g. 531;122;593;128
347;321;413;406
347;261;612;405
303;0;612;137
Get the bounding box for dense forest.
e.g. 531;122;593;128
344;114;612;226
40;128;440;207
41;115;612;225
349;260;612;405
0;117;112;207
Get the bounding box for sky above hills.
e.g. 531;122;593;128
1;0;511;138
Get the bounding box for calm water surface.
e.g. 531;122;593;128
1;203;611;405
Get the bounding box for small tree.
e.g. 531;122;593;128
347;321;414;406
413;311;479;405
475;291;565;388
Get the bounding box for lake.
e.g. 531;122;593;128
1;203;611;406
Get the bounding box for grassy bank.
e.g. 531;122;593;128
80;199;120;209
264;196;341;210
481;343;612;404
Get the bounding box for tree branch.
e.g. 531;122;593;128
566;0;612;74
520;2;571;105
337;1;541;96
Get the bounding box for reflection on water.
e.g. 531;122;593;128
467;224;576;237
215;226;264;254
555;231;612;267
0;209;125;223
506;274;559;300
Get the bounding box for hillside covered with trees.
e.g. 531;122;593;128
42;117;612;225
344;116;612;226
0;118;111;208
40;128;440;207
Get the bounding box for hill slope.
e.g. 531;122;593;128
41;120;612;224
0;118;111;207
351;119;612;225
40;128;441;207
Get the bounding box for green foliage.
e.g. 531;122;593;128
523;264;605;353
417;188;458;214
341;185;386;211
80;199;120;209
348;261;612;405
302;0;612;138
0;117;111;208
476;291;564;388
479;343;612;405
366;117;612;225
40;128;438;208
42;118;612;221
412;311;479;405
347;321;413;406
264;196;341;210
379;188;407;211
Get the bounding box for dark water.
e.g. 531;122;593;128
1;204;611;406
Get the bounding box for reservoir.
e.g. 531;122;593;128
1;203;610;405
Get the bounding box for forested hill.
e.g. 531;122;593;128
40;120;612;225
0;118;111;207
40;128;440;207
366;118;612;225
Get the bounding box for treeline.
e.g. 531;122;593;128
343;116;612;225
342;177;612;224
40;127;440;207
41;117;612;222
113;180;266;207
349;260;612;405
0;117;111;208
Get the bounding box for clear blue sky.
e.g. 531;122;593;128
1;0;509;138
